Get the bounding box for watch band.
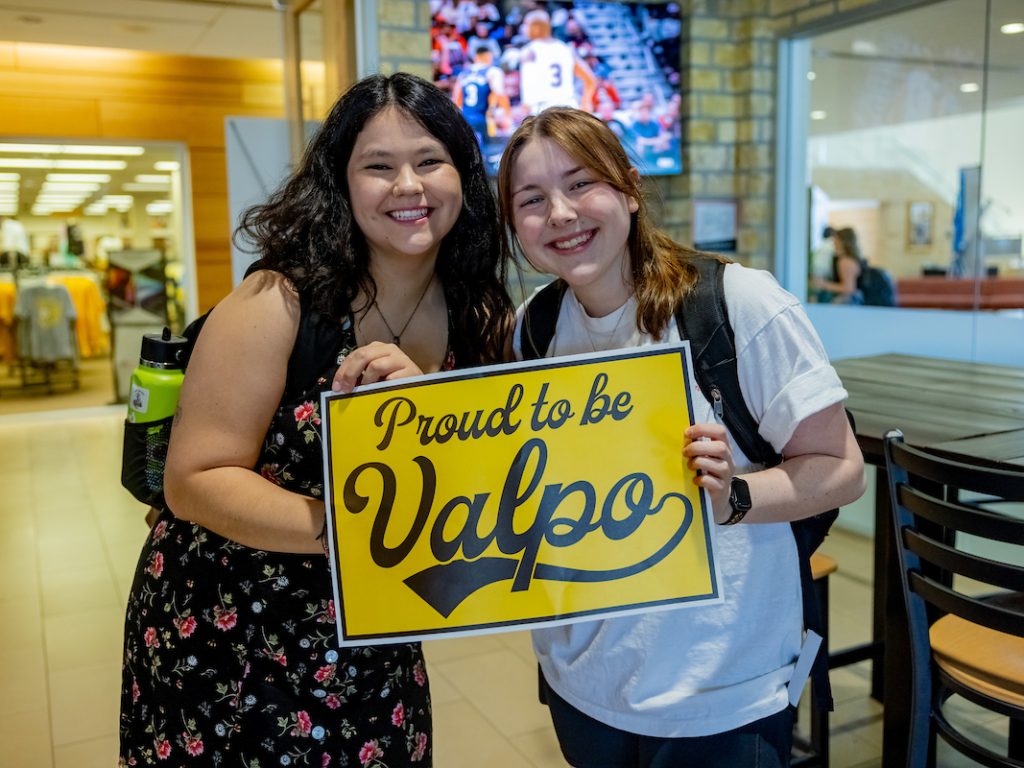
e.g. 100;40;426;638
721;506;749;526
721;476;751;526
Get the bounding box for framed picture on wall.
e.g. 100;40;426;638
907;201;934;248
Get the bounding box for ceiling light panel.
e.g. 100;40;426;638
63;145;145;156
46;173;111;183
54;160;127;170
0;159;128;170
0;143;144;155
41;182;101;191
0;143;62;154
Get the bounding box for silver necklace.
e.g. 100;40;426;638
582;300;630;352
370;276;433;347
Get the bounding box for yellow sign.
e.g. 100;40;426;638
321;345;720;646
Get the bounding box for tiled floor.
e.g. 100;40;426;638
0;405;1010;767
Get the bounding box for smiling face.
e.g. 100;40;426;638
509;136;638;315
346;106;463;267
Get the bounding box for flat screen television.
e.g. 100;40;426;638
432;0;683;175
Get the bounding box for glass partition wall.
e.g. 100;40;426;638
783;0;1023;365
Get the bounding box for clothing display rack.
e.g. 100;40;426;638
0;266;81;395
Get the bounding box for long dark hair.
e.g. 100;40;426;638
236;72;512;365
497;107;726;338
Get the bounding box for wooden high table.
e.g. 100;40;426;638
833;353;1024;767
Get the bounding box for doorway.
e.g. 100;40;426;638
0;140;193;415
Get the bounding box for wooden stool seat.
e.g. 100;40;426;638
931;593;1024;708
811;552;838;581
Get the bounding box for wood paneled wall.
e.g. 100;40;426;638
0;42;285;312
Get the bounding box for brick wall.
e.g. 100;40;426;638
372;0;902;271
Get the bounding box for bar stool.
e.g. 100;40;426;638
792;551;838;768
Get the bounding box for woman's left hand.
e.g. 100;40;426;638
331;341;424;393
683;422;735;523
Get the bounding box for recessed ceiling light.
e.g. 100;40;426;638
851;40;879;56
134;175;171;184
810;110;827;120
1000;22;1024;34
154;161;180;172
960;82;980;93
0;143;62;154
62;145;145;156
0;158;53;168
123;183;170;192
807;71;817;81
54;160;128;170
42;182;101;191
0;143;143;156
0;173;20;182
47;173;111;183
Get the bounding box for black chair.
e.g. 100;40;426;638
883;429;1024;768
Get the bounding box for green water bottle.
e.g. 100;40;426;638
127;327;188;423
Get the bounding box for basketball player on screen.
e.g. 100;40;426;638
454;43;512;145
518;9;596;114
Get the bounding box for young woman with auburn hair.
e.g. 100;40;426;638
497;107;864;768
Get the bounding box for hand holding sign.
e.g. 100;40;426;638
683;422;734;523
332;341;425;393
321;344;721;646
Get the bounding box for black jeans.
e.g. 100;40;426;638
542;676;794;768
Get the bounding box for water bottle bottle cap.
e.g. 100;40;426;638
140;327;189;367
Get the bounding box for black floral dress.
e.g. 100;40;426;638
120;317;455;767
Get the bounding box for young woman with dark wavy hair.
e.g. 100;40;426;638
118;72;512;767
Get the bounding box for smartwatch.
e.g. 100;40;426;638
722;476;751;526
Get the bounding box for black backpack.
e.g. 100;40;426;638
520;256;839;711
857;263;897;306
121;296;345;511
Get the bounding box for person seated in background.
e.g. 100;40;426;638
813;226;863;304
809;225;835;303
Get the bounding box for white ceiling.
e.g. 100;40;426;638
0;0;298;61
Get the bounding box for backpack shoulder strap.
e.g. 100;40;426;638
674;257;781;467
675;257;835;710
519;279;568;360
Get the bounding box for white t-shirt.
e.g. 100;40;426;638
512;262;848;738
1;217;30;255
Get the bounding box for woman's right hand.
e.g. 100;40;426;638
331;342;424;393
683;422;735;523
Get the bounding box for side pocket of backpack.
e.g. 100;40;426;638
121;416;174;508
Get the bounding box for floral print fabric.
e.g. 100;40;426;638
120;319;452;767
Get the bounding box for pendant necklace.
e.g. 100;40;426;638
370;275;434;347
583;299;630;353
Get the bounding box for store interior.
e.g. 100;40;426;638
0;141;189;414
